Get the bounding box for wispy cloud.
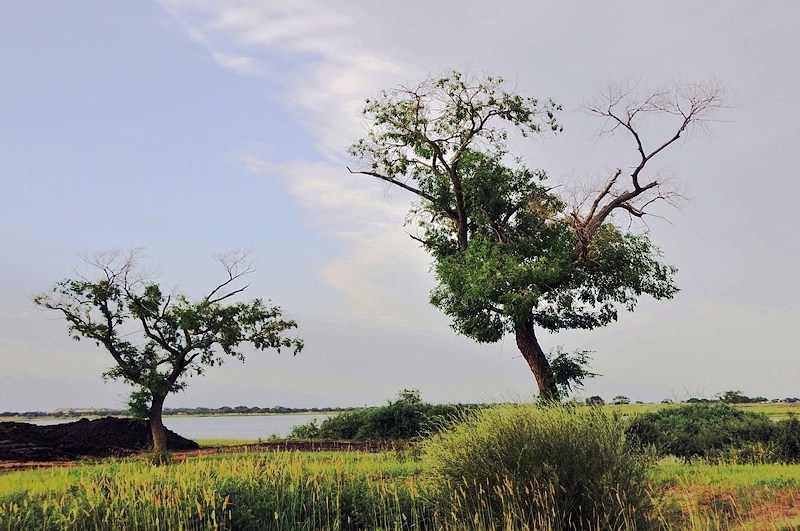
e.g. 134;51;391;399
240;155;440;328
160;2;424;326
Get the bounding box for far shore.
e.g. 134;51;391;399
1;411;336;423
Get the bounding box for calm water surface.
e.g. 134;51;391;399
32;414;330;440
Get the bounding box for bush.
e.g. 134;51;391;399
309;391;475;441
422;403;654;530
287;418;320;439
627;403;776;462
773;414;800;463
319;410;370;440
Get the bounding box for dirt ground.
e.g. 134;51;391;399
0;417;198;462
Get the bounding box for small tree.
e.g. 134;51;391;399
34;249;303;453
718;390;750;404
349;69;725;399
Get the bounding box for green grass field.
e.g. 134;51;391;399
606;402;800;420
3;450;800;530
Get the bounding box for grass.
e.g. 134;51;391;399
649;458;800;530
4;450;800;530
0;451;429;530
607;402;800;420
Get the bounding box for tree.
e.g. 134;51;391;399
33;249;303;453
349;69;724;400
718;390;750;404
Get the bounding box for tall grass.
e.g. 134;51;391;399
0;452;429;530
422;403;654;530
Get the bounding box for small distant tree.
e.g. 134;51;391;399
718;390;749;404
586;396;605;406
34;249;303;454
349;69;725;399
612;395;631;405
397;388;422;404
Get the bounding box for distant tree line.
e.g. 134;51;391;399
584;390;799;406
0;405;360;419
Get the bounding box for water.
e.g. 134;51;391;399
161;414;330;440
31;414;330;440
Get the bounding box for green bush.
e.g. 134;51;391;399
422;403;654;530
306;391;474;441
319;410;368;440
627;403;776;462
773;414;800;463
287;418;320;439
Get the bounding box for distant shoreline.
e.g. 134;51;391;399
0;408;356;423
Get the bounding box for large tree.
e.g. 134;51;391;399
349;70;724;399
34;249;303;453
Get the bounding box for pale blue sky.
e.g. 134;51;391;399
2;1;799;410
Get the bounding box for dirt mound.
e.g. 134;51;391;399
0;417;199;462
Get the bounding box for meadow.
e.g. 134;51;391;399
4;402;800;530
2;450;800;530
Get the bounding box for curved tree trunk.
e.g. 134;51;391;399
514;319;559;400
149;393;168;454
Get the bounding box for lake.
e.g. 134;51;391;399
32;414;331;440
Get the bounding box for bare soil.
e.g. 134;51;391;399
0;417;198;462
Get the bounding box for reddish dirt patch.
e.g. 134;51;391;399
0;417;198;462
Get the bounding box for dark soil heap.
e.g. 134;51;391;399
0;417;199;461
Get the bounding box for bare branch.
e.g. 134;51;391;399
205;249;255;304
569;78;727;255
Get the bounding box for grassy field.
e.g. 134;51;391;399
2;450;800;530
607;402;800;420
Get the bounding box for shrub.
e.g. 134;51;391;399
627;403;776;462
773;414;800;463
287;418;320;439
422;403;654;530
319;410;369;440
311;391;474;441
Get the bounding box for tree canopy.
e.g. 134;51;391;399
349;69;724;399
33;249;303;452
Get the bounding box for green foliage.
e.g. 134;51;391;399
125;388;151;420
350;69;681;398
422;403;654;530
287;418;320;439
548;346;598;397
296;390;475;441
33;250;303;452
718;390;749;403
627;403;787;463
318;410;367;440
771;414;800;463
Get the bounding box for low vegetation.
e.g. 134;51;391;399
628;403;800;463
288;389;481;441
422;404;653;529
6;401;800;529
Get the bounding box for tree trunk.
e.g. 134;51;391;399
514;319;559;400
149;393;168;454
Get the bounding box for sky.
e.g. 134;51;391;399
1;1;799;411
